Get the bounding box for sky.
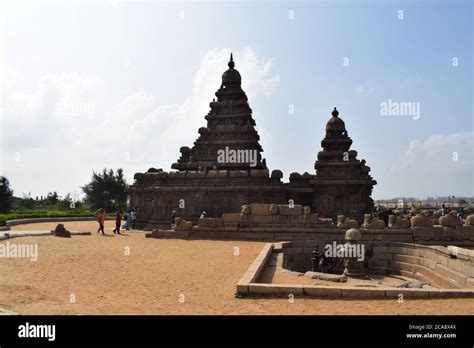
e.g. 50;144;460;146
0;0;472;201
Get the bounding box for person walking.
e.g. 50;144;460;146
113;211;122;234
131;209;137;230
96;208;106;235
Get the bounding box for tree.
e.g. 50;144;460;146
46;191;59;205
458;199;468;206
82;168;128;212
0;176;14;213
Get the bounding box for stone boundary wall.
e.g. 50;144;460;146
369;242;474;289
236;243;273;294
148;204;474;244
6;217;96;227
235;242;474;298
148;225;474;246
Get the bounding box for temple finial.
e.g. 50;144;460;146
228;52;235;69
332;107;339;117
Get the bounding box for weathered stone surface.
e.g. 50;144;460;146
310;214;334;226
345;228;361;241
278;205;303;215
337;215;358;229
52;224;71;238
173;218;193;231
362;214;385;229
151;229;163;238
249;203;273;215
304;271;347;282
197;218;223;228
385;289;430;299
228;170;248;178
341;288;386;298
248;283;304;295
465;214;474;226
439;214;463;228
222;213;241;223
388;215;410;229
303;286;342;297
411;214;433;227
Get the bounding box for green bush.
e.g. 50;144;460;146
0;210;98;226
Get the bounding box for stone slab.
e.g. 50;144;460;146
248;283;304;295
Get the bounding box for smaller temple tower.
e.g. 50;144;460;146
310;107;376;219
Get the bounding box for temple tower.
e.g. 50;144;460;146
172;54;266;171
310;107;376;219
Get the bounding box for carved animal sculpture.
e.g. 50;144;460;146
269;204;279;215
432;210;442;219
410;213;433;227
337;215;358;229
388;215;410;229
173;218;193;231
362;214;385;229
465;214;474;226
240;205;250;216
439;214;463;228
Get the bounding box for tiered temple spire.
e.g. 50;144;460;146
172;54;266;171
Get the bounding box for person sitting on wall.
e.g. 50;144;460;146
200;211;207;219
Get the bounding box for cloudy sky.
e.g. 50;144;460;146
0;0;472;201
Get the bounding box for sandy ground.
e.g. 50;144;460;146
0;221;473;315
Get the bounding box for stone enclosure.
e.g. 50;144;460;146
235;242;474;299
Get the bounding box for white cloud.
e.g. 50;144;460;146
379;132;474;198
1;48;280;197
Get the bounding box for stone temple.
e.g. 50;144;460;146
130;54;376;229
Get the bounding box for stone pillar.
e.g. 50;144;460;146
342;228;366;278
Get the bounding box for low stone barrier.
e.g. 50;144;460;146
7;217;96;227
146;205;474;245
369;242;474;289
236;243;273;294
241;283;474;299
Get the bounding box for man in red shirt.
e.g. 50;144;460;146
113;211;122;235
